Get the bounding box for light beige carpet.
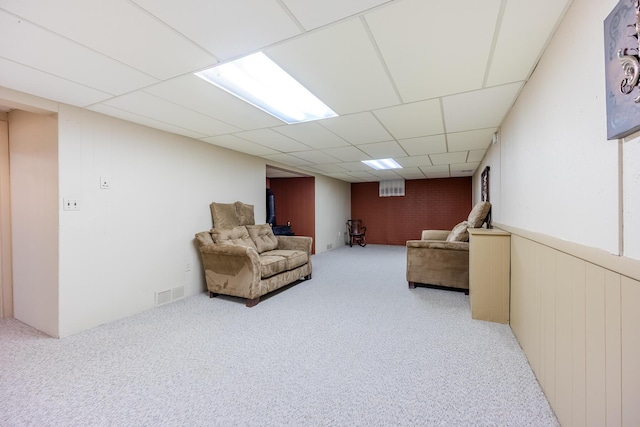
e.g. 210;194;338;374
0;244;558;426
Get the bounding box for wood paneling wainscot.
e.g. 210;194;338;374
502;224;640;427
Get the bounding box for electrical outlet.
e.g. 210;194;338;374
100;176;110;189
63;198;80;211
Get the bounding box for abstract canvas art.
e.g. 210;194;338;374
604;0;640;139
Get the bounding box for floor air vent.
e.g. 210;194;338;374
155;290;172;306
155;286;185;307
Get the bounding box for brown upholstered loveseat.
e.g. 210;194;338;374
406;202;491;292
195;202;312;307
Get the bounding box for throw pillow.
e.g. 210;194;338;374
246;224;278;253
467;201;491;228
210;202;239;229
210;225;257;251
235;201;255;226
446;221;469;242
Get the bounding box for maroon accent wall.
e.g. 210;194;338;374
269;177;315;253
350;178;472;246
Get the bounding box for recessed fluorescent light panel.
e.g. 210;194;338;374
195;52;337;124
361;158;403;170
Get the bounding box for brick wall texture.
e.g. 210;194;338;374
350;177;472;246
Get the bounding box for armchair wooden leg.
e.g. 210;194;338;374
209;291;218;298
246;297;260;307
304;274;312;280
408;282;416;289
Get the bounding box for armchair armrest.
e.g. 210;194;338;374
406;240;469;251
420;230;450;241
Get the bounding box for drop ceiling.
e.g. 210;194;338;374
0;0;572;182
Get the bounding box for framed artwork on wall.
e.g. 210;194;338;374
604;0;640;140
481;166;492;228
481;166;490;202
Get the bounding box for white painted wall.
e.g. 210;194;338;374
314;174;351;252
475;0;640;258
51;105;352;336
624;135;640;259
9;110;59;337
56;105;268;336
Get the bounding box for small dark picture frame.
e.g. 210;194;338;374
481;166;492;228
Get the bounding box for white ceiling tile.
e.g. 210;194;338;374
373;100;444;139
102;92;241;136
88;104;207;139
304;163;349;173
0;57;112;107
429;152;468;166
324;172;361;182
266;18;400;115
420;165;450;179
447;128;496;152
366;0;501;102
467;149;487;163
261;153;313;167
356;141;407;158
319;112;392;145
398;135;447;156
283;0;390;30
290;150;341;164
0;0;571;185
321;146;370;162
131;0;301;61
450;162;480;177
487;0;572;86
366;169;402;180
143;75;282;130
272;122;349;149
235;129;311;152
201;135;278;156
395;168;426;179
395;155;433;168
0;11;158;95
450;163;478;173
336;161;374;172
347;171;379;180
1;0;216;79
442;82;523;133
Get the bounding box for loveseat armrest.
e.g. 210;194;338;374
276;235;313;254
406;240;469;251
420;230;450;241
197;243;262;299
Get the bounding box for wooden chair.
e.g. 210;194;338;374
346;219;367;247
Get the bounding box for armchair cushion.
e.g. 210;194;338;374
235;201;255;226
467;201;491;228
421;230;451;241
446;221;469;242
210;202;240;229
210;226;257;251
246;224;278;253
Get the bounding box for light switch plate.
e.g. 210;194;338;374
63;198;80;211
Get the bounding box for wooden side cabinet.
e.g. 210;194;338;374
468;228;511;324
